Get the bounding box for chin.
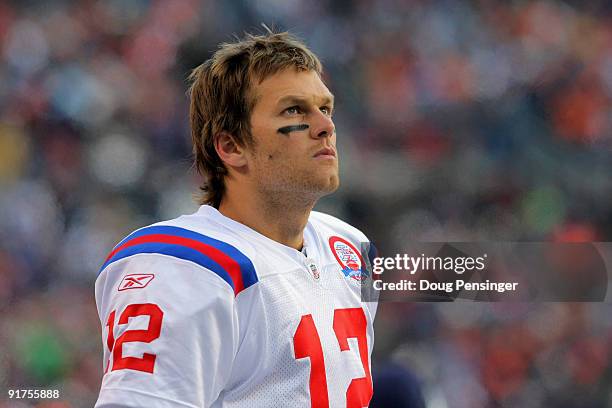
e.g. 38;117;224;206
319;175;340;195
330;175;340;190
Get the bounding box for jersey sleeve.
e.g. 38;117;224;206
94;253;239;408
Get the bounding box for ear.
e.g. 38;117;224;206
214;131;248;168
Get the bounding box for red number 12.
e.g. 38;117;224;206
293;308;373;408
105;303;164;374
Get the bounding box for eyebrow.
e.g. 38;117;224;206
276;94;335;109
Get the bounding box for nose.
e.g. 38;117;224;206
310;110;335;139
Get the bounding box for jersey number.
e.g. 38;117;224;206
293;308;372;408
104;303;164;373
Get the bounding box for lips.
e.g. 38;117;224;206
314;147;336;158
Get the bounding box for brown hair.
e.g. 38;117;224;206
188;31;323;208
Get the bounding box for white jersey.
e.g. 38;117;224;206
95;205;377;408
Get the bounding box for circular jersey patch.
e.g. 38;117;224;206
329;236;366;281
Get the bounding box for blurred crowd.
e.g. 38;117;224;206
0;0;611;407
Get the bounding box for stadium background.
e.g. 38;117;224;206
1;0;611;406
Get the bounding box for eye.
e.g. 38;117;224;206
320;106;333;116
283;106;303;116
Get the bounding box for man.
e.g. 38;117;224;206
95;31;376;407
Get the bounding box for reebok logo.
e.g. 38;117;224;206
118;274;155;291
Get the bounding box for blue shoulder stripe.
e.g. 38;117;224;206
99;226;258;295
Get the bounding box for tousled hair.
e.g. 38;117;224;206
188;31;323;207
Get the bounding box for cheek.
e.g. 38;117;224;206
251;134;308;170
264;145;282;161
252;144;283;169
262;141;293;163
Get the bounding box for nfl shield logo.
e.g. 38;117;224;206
307;261;320;280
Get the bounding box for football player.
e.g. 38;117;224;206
95;30;377;408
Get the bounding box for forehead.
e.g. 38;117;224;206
251;68;333;109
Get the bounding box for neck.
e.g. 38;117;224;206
218;187;316;250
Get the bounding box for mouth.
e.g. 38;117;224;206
313;147;337;159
